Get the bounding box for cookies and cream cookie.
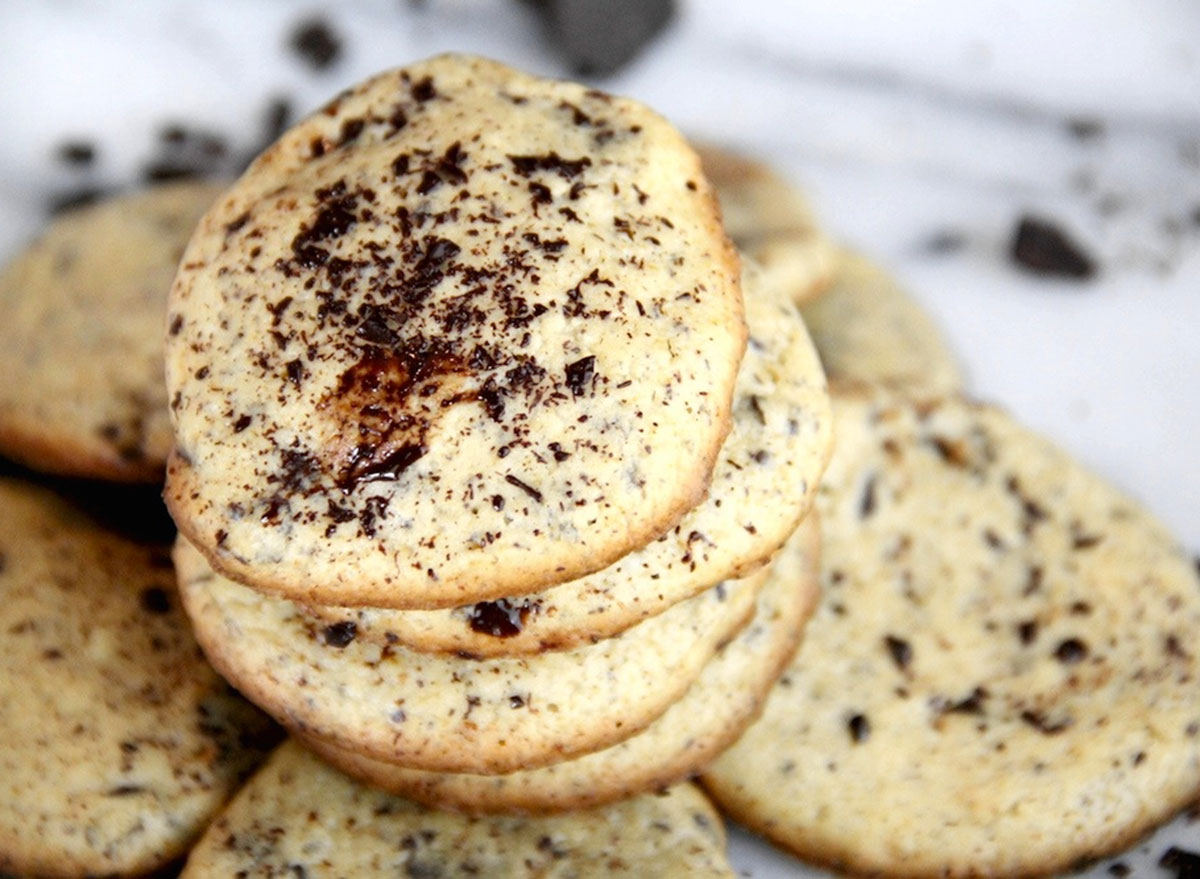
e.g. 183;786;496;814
180;741;736;879
696;143;835;305
702;390;1200;878
301;261;831;656
176;536;767;775
801;248;962;395
0;478;278;879
298;515;820;814
165;54;746;609
0;182;224;481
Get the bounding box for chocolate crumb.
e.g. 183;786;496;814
884;634;912;670
1010;216;1097;280
288;17;343;71
57;140;96;166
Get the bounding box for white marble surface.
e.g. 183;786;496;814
1;2;1197;876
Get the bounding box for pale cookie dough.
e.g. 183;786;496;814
176;537;767;775
299;515;820;814
180;741;736;879
0;182;225;481
696;143;836;305
800;248;963;395
166;54;746;609
702;390;1200;879
0;478;278;879
301;262;831;656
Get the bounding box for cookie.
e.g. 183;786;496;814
180;741;736;878
800;248;963;395
0;182;225;481
702;390;1200;878
0;478;278;879
300;261;832;656
165;54;746;609
176;536;767;775
298;514;820;814
696;143;836;305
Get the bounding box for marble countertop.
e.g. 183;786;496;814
1;2;1197;876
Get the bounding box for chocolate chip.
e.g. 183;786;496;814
466;598;540;637
847;713;871;742
288;17;343;71
1010;216;1097;279
564;355;595;396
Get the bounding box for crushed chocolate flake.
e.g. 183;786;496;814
321;621;357;648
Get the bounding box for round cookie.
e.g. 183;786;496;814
298;514;820;814
0;182;225;481
180;741;736;879
696;143;836;305
301;262;832;656
702;390;1200;878
0;478;279;879
800;248;963;395
176;536;767;775
166;54;746;609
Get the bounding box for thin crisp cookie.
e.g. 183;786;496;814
0;478;278;879
696;143;836;305
300;261;831;656
702;390;1200;879
0;182;225;481
180;741;736;879
165;54;746;609
176;536;767;775
298;514;821;815
800;248;962;395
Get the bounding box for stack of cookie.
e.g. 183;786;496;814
164;54;833;813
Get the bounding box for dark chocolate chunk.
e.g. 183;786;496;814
1010;216;1097;280
563;355;595;396
288;16;343;71
322;621;357;648
847;713;870;742
466;598;540;637
1160;847;1200;879
528;0;677;77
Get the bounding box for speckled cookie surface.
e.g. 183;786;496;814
0;182;224;481
176;536;766;775
181;741;735;879
696;144;835;305
165;54;745;609
299;515;821;815
301;262;831;656
702;391;1200;879
0;478;278;879
800;249;963;395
